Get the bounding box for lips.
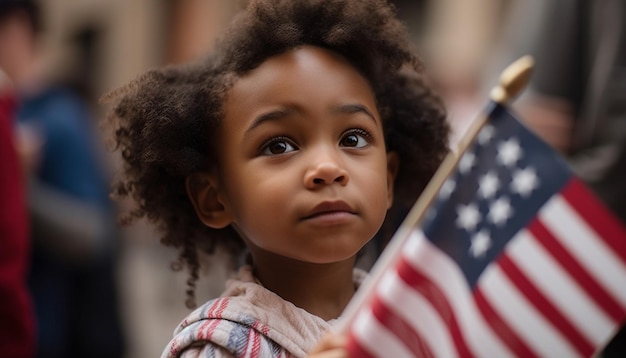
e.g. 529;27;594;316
303;201;356;220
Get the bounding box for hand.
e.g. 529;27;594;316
307;333;349;358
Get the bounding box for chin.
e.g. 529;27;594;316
300;247;363;264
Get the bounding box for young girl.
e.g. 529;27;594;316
104;0;449;356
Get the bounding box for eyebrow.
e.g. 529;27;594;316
245;109;291;134
245;103;377;134
334;104;377;124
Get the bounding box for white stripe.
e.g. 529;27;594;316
542;195;626;308
480;264;582;358
377;270;458;358
244;330;255;357
403;231;515;358
352;308;413;358
259;334;273;358
508;229;614;346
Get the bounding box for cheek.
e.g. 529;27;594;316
373;179;393;217
223;167;295;223
360;162;394;213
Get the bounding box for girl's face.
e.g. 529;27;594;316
213;45;397;264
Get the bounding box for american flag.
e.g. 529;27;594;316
345;103;626;357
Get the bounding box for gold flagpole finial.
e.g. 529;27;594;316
490;55;535;104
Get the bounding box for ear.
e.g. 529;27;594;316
385;152;399;209
186;172;233;229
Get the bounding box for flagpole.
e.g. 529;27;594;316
335;55;534;333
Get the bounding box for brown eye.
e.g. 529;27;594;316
261;137;297;156
342;134;359;147
340;130;370;148
269;141;288;154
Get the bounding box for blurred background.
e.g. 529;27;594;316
1;0;623;357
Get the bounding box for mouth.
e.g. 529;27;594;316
302;201;356;220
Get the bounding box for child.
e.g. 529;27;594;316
104;0;449;356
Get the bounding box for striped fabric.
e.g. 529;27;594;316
162;265;366;358
163;297;291;357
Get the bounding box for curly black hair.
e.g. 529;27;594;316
103;0;449;308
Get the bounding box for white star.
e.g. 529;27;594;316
511;167;539;197
478;171;500;199
458;151;475;174
456;203;481;231
488;196;513;226
477;124;495;145
497;138;522;167
439;179;456;200
470;229;492;258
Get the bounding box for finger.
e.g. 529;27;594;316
308;348;348;358
309;333;348;354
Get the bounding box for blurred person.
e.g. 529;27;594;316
0;1;125;357
0;82;36;358
493;0;626;356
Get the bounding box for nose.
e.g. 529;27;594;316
304;151;350;189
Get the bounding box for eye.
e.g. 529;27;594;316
340;129;371;148
261;137;298;155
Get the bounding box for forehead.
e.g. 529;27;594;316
239;45;367;83
221;46;382;137
222;45;378;124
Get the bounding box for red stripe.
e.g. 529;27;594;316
252;321;271;356
561;178;626;264
247;328;261;358
207;298;222;317
346;330;377;358
256;321;270;336
207;299;216;316
198;319;221;340
499;253;595;356
370;295;435;358
397;256;475;358
214;298;229;318
474;288;539;357
529;219;626;321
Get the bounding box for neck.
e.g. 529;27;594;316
250;252;357;321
